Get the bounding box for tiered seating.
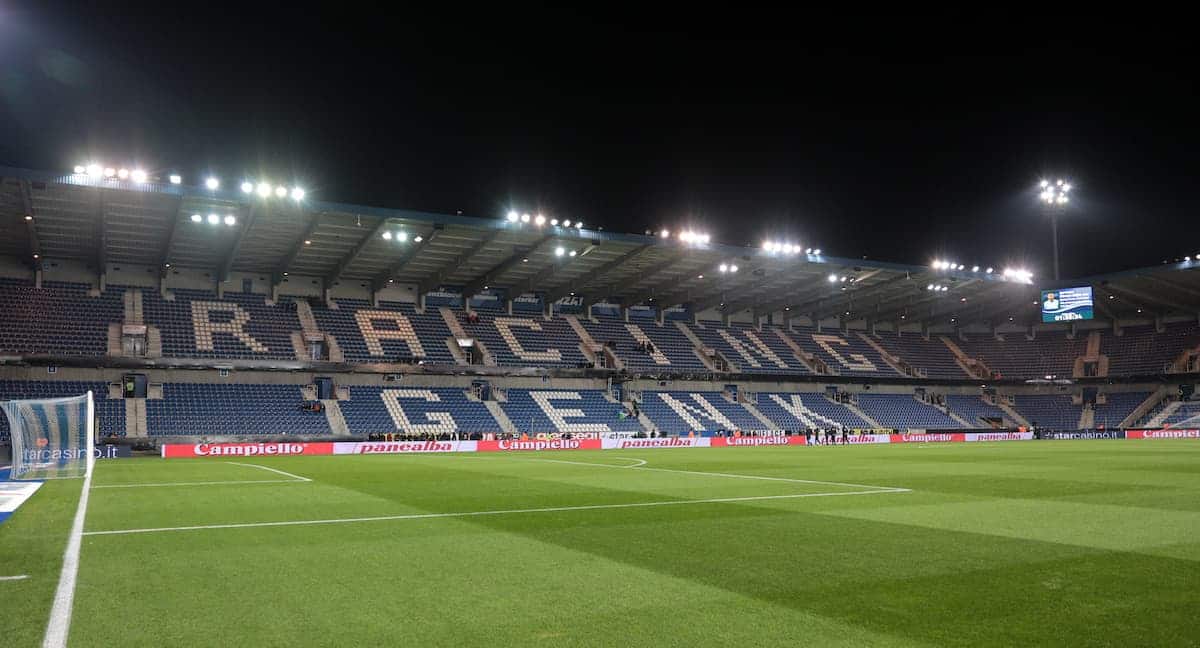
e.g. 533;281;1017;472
855;394;959;429
754;392;870;429
957;331;1087;379
688;322;811;375
786;327;902;376
339;386;500;436
582;316;708;372
1091;392;1150;428
501;389;642;435
145;383;330;436
0;380;125;439
1010;394;1080;430
312;299;456;364
1159;400;1200;428
0;279;123;357
872;331;970;379
143;289;298;360
462;314;587;368
640;391;764;435
1103;323;1200;376
944;395;1007;427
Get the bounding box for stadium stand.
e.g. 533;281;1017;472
311;299;457;364
581;316;708;372
1102;323;1200;375
854;393;960;429
787;327;902;376
1010;394;1081;430
639;391;765;435
338;387;502;436
462;314;587;368
501;389;642;435
943;394;1007;427
142;288;299;360
955;331;1087;379
146;383;330;436
0;380;125;439
872;331;970;379
0;279;123;357
1091;391;1151;428
689;322;811;374
753;392;871;429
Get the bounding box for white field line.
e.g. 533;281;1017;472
532;457;908;492
0;574;30;581
43;464;93;648
82;488;910;537
91;462;311;490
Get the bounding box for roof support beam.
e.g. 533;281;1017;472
160;194;185;271
544;245;648;303
371;226;442;291
460;234;555;299
15;179;41;264
273;212;325;283
418;230;502;294
217;204;256;282
325;216;392;287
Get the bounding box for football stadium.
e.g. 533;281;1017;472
2;10;1200;648
1;165;1199;646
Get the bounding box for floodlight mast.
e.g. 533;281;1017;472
1038;179;1072;280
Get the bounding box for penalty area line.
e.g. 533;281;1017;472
0;574;30;581
82;488;910;537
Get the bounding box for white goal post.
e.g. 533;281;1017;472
2;391;95;480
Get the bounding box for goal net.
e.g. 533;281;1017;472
2;392;94;480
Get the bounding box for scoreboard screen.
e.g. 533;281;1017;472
1041;286;1094;323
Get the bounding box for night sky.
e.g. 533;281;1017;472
2;6;1197;279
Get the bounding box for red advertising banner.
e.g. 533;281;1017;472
1126;429;1200;439
476;438;603;452
161;442;336;458
710;436;804;447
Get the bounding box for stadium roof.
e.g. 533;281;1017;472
3;166;1200;327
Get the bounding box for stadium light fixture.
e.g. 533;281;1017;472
191;213;202;223
103;167;116;178
241;181;254;194
131;169;148;184
986;267;993;274
813;249;821;255
719;263;728;272
413;235;423;243
206;213;220;225
24;214;32;221
87;164;103;178
555;246;565;257
927;284;934;290
805;248;812;254
563;220;572;228
274;186;288;198
506;210;519;222
551;219;559;226
397;231;408;242
534;214;546;226
1038;178;1072;279
304;239;312;245
576;222;584;230
383;231;394;240
291;187;305;201
73;165;86;174
224;214;237;226
520;213;531;223
730;264;738;273
169;174;182;185
117;168;130;180
698;274;704;279
828;274;838;282
256;182;272;198
972;265;980;272
661;229;670;238
569;249;577;257
205;177;220;190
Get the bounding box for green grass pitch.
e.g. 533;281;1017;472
2;440;1199;647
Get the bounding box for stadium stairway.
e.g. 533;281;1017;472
840;397;882;428
1072;331;1110;378
939;336;990;379
770;328;827;374
1078;404;1095;429
323;399;351;435
673;321;723;372
483;400;518;435
441;308;496;366
1146;401;1182;427
740;397;781;430
991;398;1031;428
563;314;622;369
857;333;917;377
1120;387;1170;428
926;394;974;427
